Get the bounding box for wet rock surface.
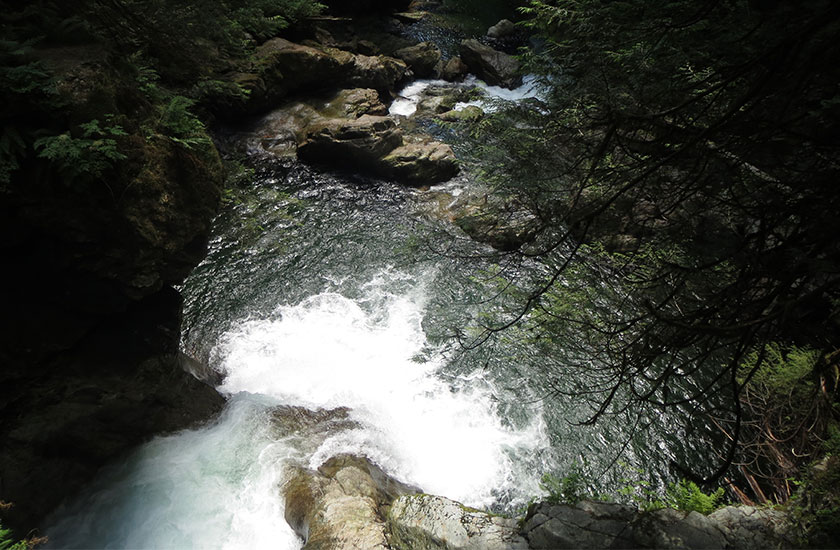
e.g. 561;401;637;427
236;38;410;114
0;52;226;530
441;57;469;82
521;500;798;550
282;454;420;550
243;86;459;184
393;41;443;79
388;494;529;550
381;138;459;186
299;114;405;167
459;39;521;89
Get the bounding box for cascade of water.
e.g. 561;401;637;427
45;270;548;549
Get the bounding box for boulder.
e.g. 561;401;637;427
255;38;346;100
250;39;409;111
522;500;798;550
346;53;411;92
381;139;459;185
459;39;521;88
322;88;388;118
487;19;517;39
388;494;529;550
439;105;484;122
708;506;797;549
282;454;419;550
298;114;404;168
242;89;459;185
441;57;469;82
394;41;443;78
417;95;455;115
450;193;540;251
249;102;322;157
393;11;428;24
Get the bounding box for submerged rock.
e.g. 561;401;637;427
459;39;521;89
439;105;484;122
388;494;529;550
448;193;540;252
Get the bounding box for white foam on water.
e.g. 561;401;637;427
455;74;545;113
46;395;302;550
214;271;547;507
46;271;548;548
389;79;450;117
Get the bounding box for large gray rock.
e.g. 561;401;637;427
282;455;419;550
345;52;411;91
459;39;521;88
394;41;443;78
389;494;529;550
522;500;799;549
298;114;405;167
441;57;469;82
245;88;459;185
708;506;797;549
521;501;639;549
323;88;389;118
381;139;459;186
248;39;409;112
487;19;516;39
450;194;539;251
255;38;345;100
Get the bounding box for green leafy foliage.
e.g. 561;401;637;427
665;480;725;515
734;344;838;502
155;96;210;150
0;523;27;550
789;456;840;547
0;39;60;184
229;0;326;42
461;0;840;490
738;344;819;392
540;468;587;505
34;118;127;182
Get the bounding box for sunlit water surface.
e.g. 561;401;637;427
45;80;700;550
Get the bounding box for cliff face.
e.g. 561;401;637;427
0;51;225;530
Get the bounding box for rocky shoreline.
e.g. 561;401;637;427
280;454;797;550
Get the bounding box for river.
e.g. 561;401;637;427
44;79;700;549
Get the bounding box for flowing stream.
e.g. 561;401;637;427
44;80;702;549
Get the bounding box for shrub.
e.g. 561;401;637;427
541;465;587;505
34;118;127;182
666;479;725;515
